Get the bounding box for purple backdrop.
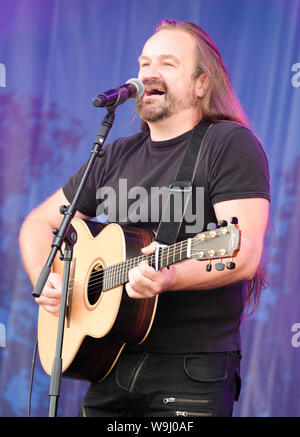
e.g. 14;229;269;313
0;0;299;417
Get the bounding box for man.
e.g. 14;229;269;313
19;20;270;417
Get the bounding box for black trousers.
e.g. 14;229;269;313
79;350;241;417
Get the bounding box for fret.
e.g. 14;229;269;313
103;266;108;291
161;247;166;269
117;261;121;289
121;260;127;285
103;269;107;291
118;261;123;288
102;241;190;292
149;253;155;270
108;265;112;290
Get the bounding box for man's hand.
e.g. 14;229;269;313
34;272;62;316
125;242;175;299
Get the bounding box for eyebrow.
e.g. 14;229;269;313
138;54;180;64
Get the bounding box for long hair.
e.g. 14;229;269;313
143;19;266;315
156;19;249;127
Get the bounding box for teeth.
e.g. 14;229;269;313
147;88;165;95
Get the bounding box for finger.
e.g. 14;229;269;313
42;282;62;298
125;282;153;299
138;260;158;280
39;304;60;317
125;282;141;299
35;281;61;303
128;266;153;293
48;272;62;289
35;294;60;307
141;241;159;255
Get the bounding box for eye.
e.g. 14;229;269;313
163;62;175;68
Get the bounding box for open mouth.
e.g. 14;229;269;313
144;87;166;97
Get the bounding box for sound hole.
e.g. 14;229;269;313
87;263;103;305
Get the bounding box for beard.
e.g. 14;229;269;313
136;79;198;123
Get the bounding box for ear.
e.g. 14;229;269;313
195;73;209;98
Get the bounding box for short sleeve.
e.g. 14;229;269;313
208;125;270;205
62;159;101;217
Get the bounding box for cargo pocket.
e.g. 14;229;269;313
183;353;228;382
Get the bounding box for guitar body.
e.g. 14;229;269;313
37;218;157;382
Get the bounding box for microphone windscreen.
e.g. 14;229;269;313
126;78;144;99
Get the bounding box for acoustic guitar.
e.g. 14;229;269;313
37;218;240;382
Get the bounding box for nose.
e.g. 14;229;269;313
139;60;161;83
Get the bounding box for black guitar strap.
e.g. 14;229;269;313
155;119;212;245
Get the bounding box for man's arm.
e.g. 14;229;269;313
19;188;91;314
125;197;269;298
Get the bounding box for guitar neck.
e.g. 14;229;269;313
103;239;189;291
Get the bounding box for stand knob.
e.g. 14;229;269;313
60;205;68;215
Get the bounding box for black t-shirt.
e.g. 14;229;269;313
63;121;270;353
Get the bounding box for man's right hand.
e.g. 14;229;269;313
19;187;92;317
34;272;62;317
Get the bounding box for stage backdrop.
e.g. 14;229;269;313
0;0;299;417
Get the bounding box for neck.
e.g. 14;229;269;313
147;108;202;141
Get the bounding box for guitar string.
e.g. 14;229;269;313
61;241;194;304
64;232;231;303
67;230;227;293
66;252;233;307
83;229;227;290
67;241;189;300
75;239;190;289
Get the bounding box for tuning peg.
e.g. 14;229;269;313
226;257;236;270
207;222;217;231
215;260;225;271
206;261;212;272
230;217;238;224
217;220;228;227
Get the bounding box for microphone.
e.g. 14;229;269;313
92;78;144;108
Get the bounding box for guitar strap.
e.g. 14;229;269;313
155;119;212;245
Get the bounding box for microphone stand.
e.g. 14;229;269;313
32;108;116;417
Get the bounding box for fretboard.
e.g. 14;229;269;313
102;239;190;291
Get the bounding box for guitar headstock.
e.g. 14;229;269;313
189;218;240;271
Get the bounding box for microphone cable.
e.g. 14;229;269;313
27;335;38;417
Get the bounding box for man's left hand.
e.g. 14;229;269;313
125;242;175;299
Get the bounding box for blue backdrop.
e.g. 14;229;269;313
0;0;299;417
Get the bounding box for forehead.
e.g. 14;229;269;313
140;28;197;62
